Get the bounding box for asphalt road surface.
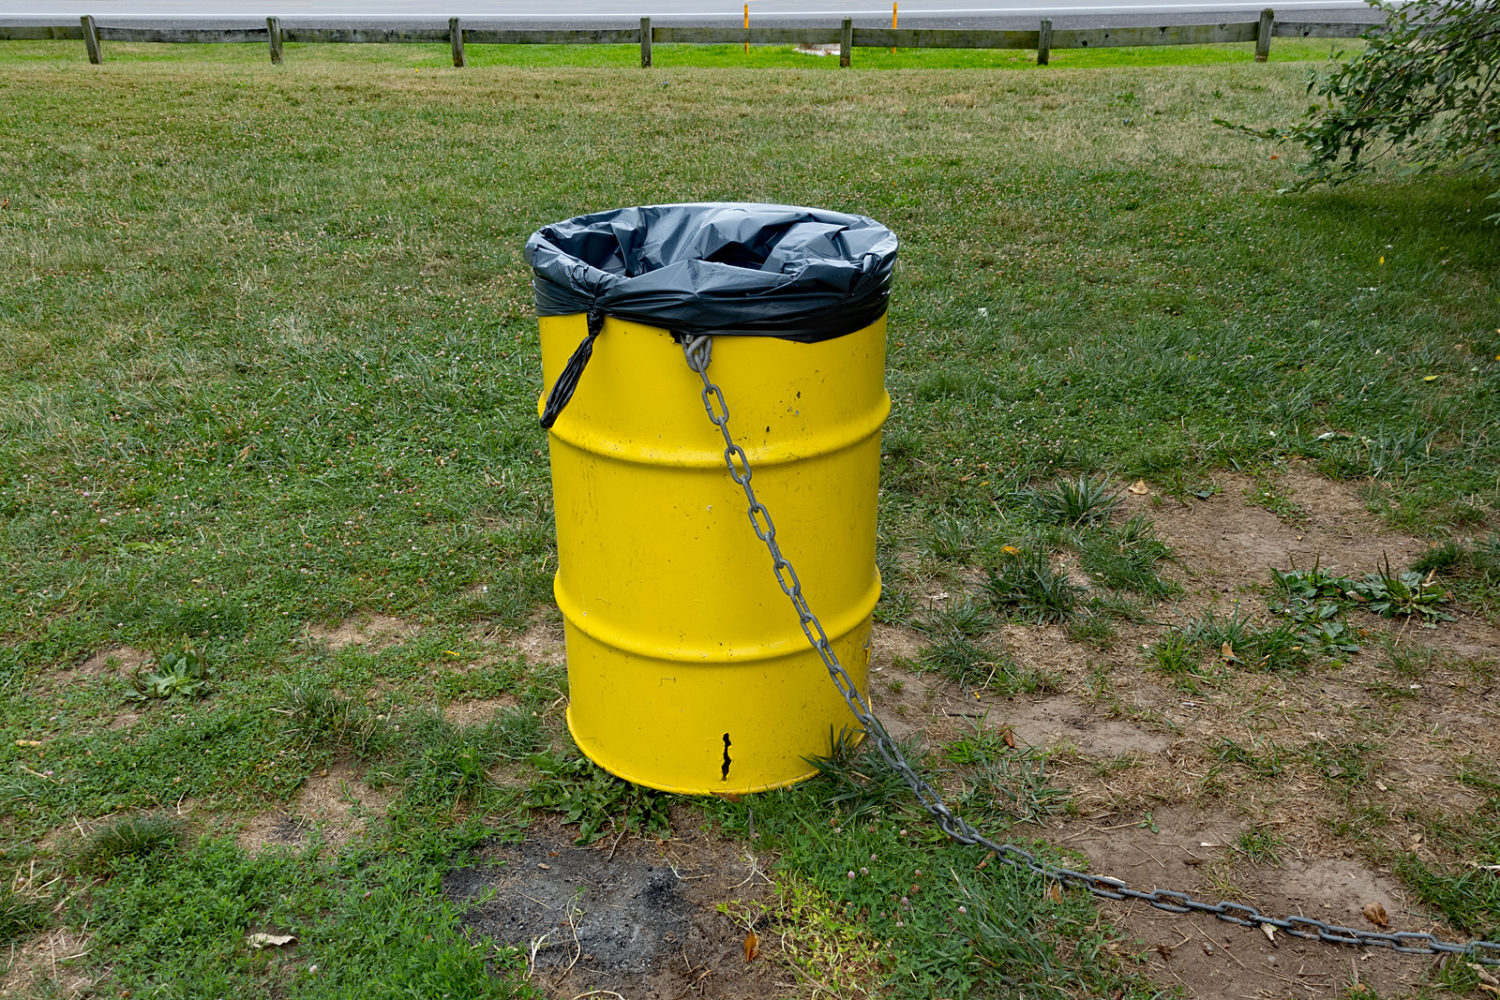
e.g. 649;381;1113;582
0;0;1386;30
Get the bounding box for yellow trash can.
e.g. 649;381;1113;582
526;204;897;794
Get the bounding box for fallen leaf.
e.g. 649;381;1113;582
247;933;296;949
1044;882;1063;904
14;740;42;747
537;863;551;870
1468;963;1500;987
1127;480;1149;495
1220;642;1236;662
1362;902;1389;927
1260;923;1277;944
1423;375;1440;382
1000;727;1016;749
744;929;760;962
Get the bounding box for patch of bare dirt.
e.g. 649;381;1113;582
870;624;1168;758
303;614;417;651
1002;694;1171;757
238;762;388;854
1034;805;1429;1000
44;645;148;695
1124;469;1427;587
106;709;141;731
1;928;95;998
443;695;520;727
446;816;785;1000
512;620;566;667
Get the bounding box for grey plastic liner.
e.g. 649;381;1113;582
525;202;898;342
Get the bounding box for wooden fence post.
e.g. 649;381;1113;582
1037;18;1051;65
450;17;465;67
1255;8;1273;61
640;17;651;67
839;17;852;67
267;16;283;65
81;15;101;63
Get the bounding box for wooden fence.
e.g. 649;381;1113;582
1;11;1375;68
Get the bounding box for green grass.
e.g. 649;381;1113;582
0;36;1365;71
1;38;1497;998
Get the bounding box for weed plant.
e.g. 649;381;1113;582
1413;534;1500;611
528;751;672;845
125;645;216;702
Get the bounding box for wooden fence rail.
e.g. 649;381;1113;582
0;11;1377;67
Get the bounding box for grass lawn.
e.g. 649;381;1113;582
1;40;1497;999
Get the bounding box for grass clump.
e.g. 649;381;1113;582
1;881;50;946
918;511;978;563
809;728;923;821
1234;826;1286;866
1412;534;1500;615
987;548;1080;623
76;813;184;873
1065;611;1118;649
947;736;1069;827
1027;476;1121;529
1148;631;1211;690
1186;608;1309;672
277;678;390;757
1077;516;1177;599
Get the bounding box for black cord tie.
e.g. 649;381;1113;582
539;309;605;429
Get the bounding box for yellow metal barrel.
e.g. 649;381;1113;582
539;314;889;794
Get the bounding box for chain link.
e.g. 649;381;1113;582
679;333;1500;967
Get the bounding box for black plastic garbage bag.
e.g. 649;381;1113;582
525;203;898;426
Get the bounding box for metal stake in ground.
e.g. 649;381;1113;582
678;331;1500;967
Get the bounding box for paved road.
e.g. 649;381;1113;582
0;0;1385;29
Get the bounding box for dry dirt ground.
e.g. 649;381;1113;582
871;468;1498;999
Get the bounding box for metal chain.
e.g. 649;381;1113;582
680;332;1500;967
